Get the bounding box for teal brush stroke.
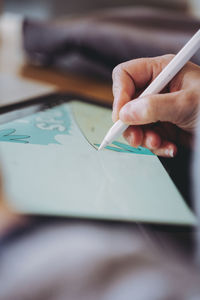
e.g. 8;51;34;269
112;141;154;155
95;141;154;156
100;145;131;153
0;129;30;144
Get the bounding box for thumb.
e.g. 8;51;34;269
119;91;185;126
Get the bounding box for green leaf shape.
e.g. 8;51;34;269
95;141;154;156
0;129;30;144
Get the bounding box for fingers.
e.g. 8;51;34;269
112;55;174;122
152;141;177;158
123;126;144;148
119;91;185;126
123;126;177;158
112;64;135;122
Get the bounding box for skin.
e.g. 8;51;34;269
112;54;200;157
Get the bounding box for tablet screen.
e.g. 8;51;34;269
0;96;196;225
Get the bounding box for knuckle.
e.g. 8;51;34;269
162;54;175;68
182;89;197;108
172;90;197;127
154;54;175;70
144;96;157;122
162;54;175;61
156;54;175;71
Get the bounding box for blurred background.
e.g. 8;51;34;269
1;0;200;103
3;0;200;18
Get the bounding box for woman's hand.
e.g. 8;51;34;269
112;55;200;157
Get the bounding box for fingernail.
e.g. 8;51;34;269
146;138;153;150
165;149;174;157
169;149;174;157
125;133;133;147
126;134;132;144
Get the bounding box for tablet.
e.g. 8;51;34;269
0;93;196;225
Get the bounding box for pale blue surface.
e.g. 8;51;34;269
0;101;196;225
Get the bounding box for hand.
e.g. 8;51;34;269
112;55;200;157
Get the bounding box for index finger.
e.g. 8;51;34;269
112;54;174;122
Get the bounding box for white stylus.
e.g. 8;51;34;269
98;29;200;151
